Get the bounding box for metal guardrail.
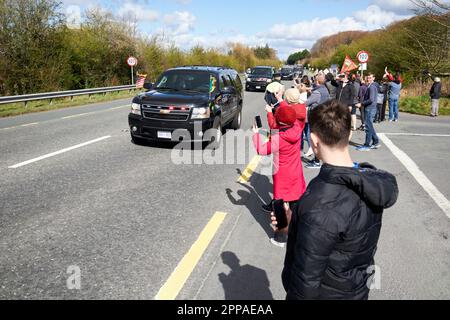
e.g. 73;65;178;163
0;85;138;106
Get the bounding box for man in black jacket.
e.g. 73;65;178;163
430;77;442;117
335;73;354;110
273;100;399;300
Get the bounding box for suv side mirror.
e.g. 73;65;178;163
221;86;236;94
143;82;154;90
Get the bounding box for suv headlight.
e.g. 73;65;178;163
267;79;272;83
131;103;141;116
191;107;211;119
247;78;251;82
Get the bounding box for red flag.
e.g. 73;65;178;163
341;56;358;73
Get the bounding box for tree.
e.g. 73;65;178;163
0;0;70;94
286;50;310;65
253;44;276;60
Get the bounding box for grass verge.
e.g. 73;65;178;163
400;96;450;116
0;89;144;118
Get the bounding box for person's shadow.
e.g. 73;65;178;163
218;251;274;300
226;169;274;238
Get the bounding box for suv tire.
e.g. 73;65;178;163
230;108;242;130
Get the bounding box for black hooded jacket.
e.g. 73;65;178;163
282;163;398;300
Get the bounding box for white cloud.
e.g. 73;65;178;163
117;2;159;23
163;11;196;35
66;5;82;28
354;4;411;28
257;4;413;59
372;0;417;14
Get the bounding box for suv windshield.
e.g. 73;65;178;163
251;68;272;77
281;68;292;73
155;71;213;93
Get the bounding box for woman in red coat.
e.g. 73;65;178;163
252;106;307;247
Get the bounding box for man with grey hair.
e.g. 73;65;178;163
430;77;442;117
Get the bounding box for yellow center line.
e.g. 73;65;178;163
154;211;228;300
238;155;262;183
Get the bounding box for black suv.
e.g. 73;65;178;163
128;66;243;145
281;67;294;80
245;66;274;91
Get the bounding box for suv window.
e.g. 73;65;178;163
231;72;243;92
251;68;273;77
220;75;230;89
155;70;213;93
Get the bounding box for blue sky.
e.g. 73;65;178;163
63;0;419;59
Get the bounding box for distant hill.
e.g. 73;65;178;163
310;31;369;58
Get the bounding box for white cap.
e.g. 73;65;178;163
435;77;441;82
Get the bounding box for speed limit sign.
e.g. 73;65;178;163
357;51;370;64
127;56;138;67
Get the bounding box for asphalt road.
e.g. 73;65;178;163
1;86;449;300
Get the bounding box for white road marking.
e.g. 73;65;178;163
0;105;130;130
379;133;450;219
8;136;111;169
381;133;450;137
20;122;39;127
62;112;91;119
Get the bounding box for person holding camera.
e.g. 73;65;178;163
272;100;399;299
253;106;306;248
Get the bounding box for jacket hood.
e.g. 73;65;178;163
279;121;302;144
320;163;399;209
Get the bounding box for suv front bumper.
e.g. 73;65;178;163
128;114;215;142
246;81;268;91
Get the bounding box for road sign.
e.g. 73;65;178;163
357;51;370;64
127;56;138;85
359;63;367;71
127;56;138;67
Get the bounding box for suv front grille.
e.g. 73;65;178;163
142;105;191;121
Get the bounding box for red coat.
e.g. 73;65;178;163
253;121;306;202
267;101;306;131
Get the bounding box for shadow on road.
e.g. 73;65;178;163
226;170;274;238
218;251;274;300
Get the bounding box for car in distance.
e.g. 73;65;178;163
281;66;295;80
128;66;243;146
245;66;274;91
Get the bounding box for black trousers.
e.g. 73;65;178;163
381;99;387;121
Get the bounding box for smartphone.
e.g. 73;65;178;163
255;115;262;128
273;199;288;230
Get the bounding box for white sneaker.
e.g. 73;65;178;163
270;238;286;248
304;148;314;157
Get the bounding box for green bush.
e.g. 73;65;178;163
399;96;450;116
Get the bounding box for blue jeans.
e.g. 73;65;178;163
364;106;379;147
301;123;311;150
389;98;399;120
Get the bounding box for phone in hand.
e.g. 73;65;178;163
255;115;262;128
273;199;288;230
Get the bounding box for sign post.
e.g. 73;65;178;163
127;56;138;85
357;51;370;78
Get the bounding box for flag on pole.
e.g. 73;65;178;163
341;56;358;73
136;73;147;88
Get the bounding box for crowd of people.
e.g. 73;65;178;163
251;69;400;300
